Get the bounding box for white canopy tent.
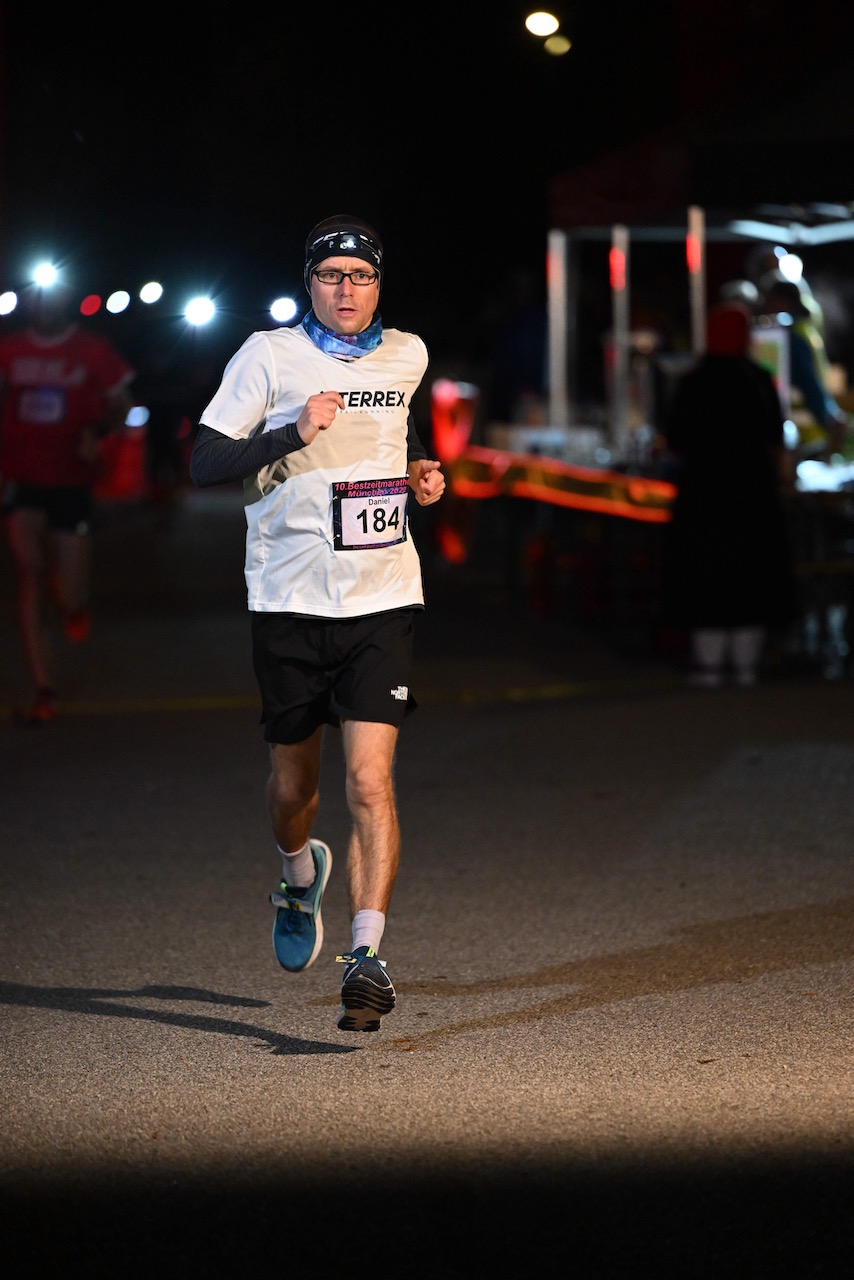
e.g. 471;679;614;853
545;203;854;461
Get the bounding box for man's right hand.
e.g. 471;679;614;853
297;391;345;445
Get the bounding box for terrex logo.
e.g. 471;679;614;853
339;390;406;409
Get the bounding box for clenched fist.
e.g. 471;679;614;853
297;390;345;445
408;458;446;506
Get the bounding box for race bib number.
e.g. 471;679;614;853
16;387;67;424
332;477;409;550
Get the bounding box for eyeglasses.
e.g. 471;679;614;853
311;268;378;287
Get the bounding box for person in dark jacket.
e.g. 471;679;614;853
660;301;800;687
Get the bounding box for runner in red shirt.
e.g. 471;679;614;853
0;284;135;723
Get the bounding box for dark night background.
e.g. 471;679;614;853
1;16;854;1271
3;1;854;402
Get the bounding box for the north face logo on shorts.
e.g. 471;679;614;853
390;686;409;701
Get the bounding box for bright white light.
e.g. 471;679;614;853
139;281;163;304
270;295;298;323
185;296;216;325
32;262;58;288
783;420;800;450
0;291;17;315
526;11;559;37
795;458;854;490
778;253;803;283
106;290;131;314
544;34;572;55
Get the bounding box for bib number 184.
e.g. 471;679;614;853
332;476;409;550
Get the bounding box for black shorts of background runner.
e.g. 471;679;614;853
2;483;93;533
251;607;418;743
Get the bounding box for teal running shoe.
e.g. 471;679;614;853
336;946;396;1032
270;840;332;971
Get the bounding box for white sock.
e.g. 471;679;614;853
278;841;315;889
352;909;386;954
692;628;727;672
730;626;765;681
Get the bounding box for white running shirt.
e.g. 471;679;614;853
199;324;429;616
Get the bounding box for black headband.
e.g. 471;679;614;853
304;218;383;290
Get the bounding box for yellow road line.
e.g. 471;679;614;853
0;674;681;721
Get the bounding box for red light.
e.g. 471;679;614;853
686;234;702;275
80;294;102;316
434;523;469;564
609;248;626;291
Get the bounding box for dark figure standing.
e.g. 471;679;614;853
660;302;800;686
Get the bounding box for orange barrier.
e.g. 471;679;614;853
429;379;676;570
93;425;148;501
448;444;676;524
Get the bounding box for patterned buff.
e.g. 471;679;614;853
302;309;383;359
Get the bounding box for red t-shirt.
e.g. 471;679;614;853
0;324;135;487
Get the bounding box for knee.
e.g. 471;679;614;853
345;760;392;812
267;764;318;817
270;771;317;813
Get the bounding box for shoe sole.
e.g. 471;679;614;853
337;973;396;1033
272;839;332;972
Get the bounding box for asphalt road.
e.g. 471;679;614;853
1;488;852;1278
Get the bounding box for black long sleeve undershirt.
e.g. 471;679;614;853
189;422;305;487
189;417;428;489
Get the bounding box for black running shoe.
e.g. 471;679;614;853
336;946;396;1033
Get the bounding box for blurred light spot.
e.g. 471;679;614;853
0;291;17;315
80;294;102;316
185;296;215;325
783;419;800;449
686;232;703;275
33;262;58;287
106;290;130;314
544;34;572;54
126;405;150;428
609;247;626;291
434;524;468;564
779;253;803;283
270;295;298;323
526;11;559;36
140;281;163;304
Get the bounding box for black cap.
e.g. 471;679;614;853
304;215;383;292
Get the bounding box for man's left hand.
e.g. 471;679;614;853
408;458;446;506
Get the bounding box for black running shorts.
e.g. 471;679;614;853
251;608;419;744
2;483;93;533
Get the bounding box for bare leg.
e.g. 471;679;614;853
53;528;91;617
267;728;330;974
267;728;324;852
5;508;55;691
341;719;401;915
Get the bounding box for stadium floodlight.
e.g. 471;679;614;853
184;296;216;325
270;295;298;323
32;262;59;288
